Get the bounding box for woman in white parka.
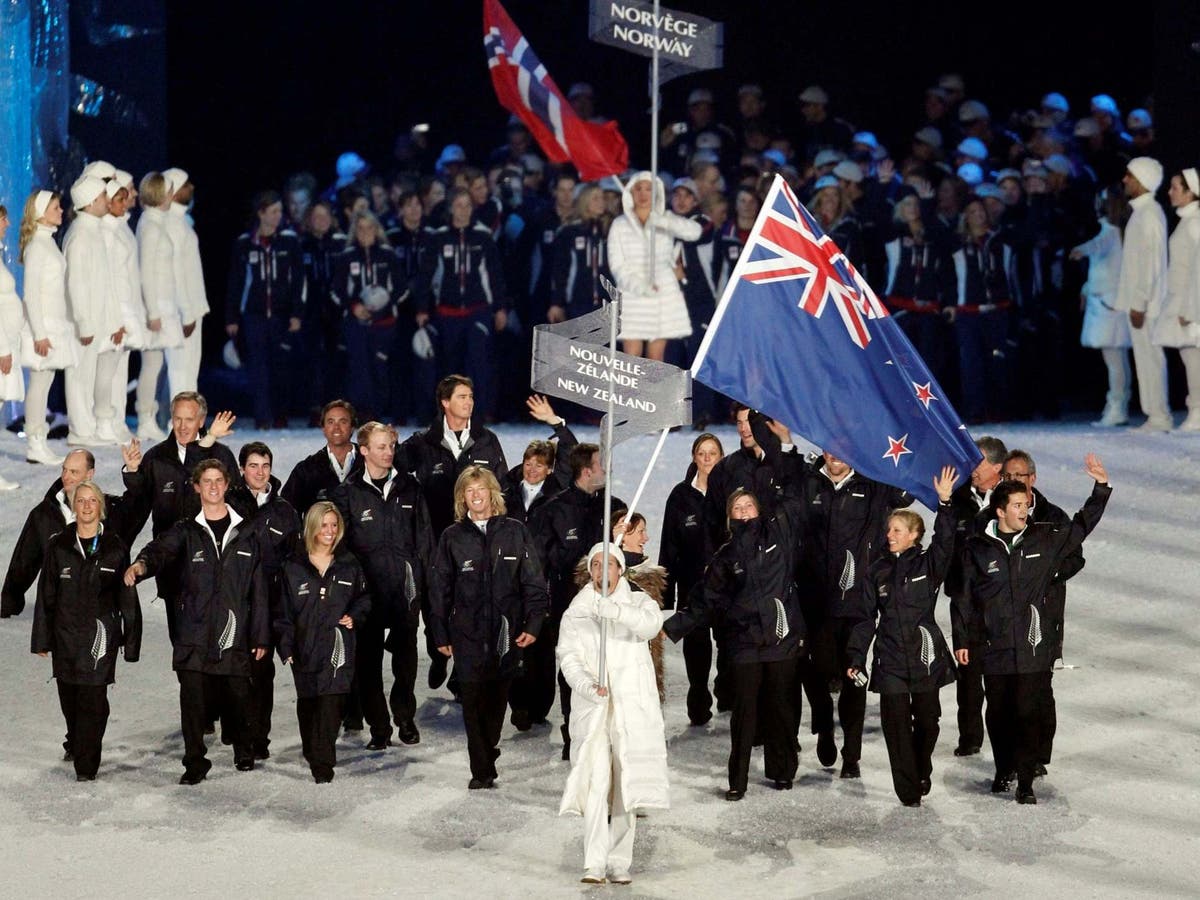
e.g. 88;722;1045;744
557;542;667;886
1153;168;1200;432
102;180;146;443
0;202;25;489
134;172;181;440
607;171;701;361
18;190;76;465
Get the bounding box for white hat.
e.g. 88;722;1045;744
113;169;135;190
1041;92;1069;114
738;83;764;98
1091;94;1119;117
1022;159;1049;179
798;85;829;105
70;175;107;210
813;175;839;191
852;131;878;149
813;149;844;168
1127;108;1152;131
938;73;965;92
587;542;626;573
1126;157;1163;194
34;190;55;218
1073;117;1101;138
672;177;699;198
832;160;863;183
104;180;124;200
956;137;988;161
975;183;1003;200
81;160;116;180
1184;168;1200;197
1044;154;1073;177
995;168;1022;184
687;88;714;106
914;126;943;149
956;162;984;186
958;100;989;123
412;324;436;360
162;167;189;193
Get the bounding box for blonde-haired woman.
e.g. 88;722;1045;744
548;184;612;323
429;466;547;789
134;172;181;440
0;202;25;489
18;190;77;465
275;500;370;783
607;171;701;361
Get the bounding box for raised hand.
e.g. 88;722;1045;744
207;410;236;440
526;394;559;424
933;465;959;503
764;417;792;445
1084;453;1108;484
121;437;143;472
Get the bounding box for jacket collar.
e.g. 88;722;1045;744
194;505;244;553
984;518;1025;552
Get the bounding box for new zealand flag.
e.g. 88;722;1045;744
483;0;629;182
693;175;981;508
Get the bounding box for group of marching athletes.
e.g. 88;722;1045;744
0;377;1110;880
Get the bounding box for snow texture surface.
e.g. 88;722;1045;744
0;421;1197;898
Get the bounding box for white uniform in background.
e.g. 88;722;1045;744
103;202;146;442
164;198;208;397
1153;191;1200;431
19;215;76;465
63;202;124;444
135;204;182;439
1074;218;1131;425
0;254;25;489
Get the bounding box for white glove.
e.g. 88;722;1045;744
596;598;620;620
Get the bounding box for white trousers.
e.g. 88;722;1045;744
1180;347;1200;412
1100;347;1131;414
582;704;636;875
1129;320;1170;421
114;348;165;419
166;319;203;398
66;342;120;432
24;368;57;438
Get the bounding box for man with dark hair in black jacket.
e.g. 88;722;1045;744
524;442;624;754
953;454;1110;805
331;421;434;750
120;392;239;644
281;399;361;515
227;441;301;760
125;459;270;784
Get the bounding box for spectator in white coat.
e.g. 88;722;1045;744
162;167;209;397
607;171;701;361
1114;157;1171;431
63;175;125;446
134;172;182;439
557;542;668;886
102;180;145;443
0;201;24;490
17;189;77;465
1071;189;1132;426
1153;168;1200;431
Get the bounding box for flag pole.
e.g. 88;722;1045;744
647;0;660;291
598;294;619;690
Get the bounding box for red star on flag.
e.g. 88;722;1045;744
883;434;912;466
913;382;937;409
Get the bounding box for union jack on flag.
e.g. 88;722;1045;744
692;175;981;508
483;0;628;182
742;179;889;349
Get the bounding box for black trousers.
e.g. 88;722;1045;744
510;615;560;724
956;641;986;749
248;653;275;755
879;690;941;804
57;681;109;779
298;694;345;780
1039;672;1057;765
985;671;1051;786
729;658;798;792
460;676;512;781
682;624;732;723
357;622;417;741
179;670;252;775
797;617;867;762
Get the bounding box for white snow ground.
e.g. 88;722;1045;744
0;420;1197;899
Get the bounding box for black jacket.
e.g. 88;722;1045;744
2;481;138;618
665;498;807;665
704;445;787;555
330;244;404;327
429;516;548;681
942;481;997;602
135;508;270;676
329;468;434;629
550;220;612;320
226;227;306;324
299;228;346;326
500;421;578;524
417;223;507;314
530;484;625;615
227;476;302;582
32;525;141;685
280;444;363;515
953;482;1110;675
274;550;371;698
847;502;957;694
398;419;509;537
658;471;708;610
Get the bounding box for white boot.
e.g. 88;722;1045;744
137;415;167;441
67;430;103;447
0;474;19;491
112;419;134;443
26;435;65;465
1092;403;1128;427
1178;409;1200;432
94;419;122;445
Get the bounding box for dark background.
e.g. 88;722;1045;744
72;1;1200;408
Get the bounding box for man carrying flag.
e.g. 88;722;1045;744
483;0;629;183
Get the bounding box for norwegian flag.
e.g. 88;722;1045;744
483;0;629;182
693;175;980;508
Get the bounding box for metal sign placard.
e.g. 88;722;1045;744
588;0;724;71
